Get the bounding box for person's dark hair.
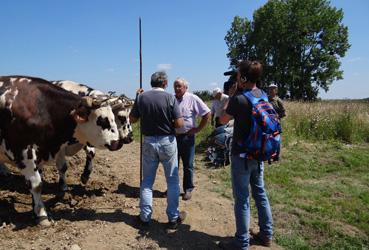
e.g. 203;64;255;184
237;60;251;82
246;61;263;83
150;71;168;87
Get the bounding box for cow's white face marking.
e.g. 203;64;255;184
74;105;119;149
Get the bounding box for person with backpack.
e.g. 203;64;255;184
219;61;278;250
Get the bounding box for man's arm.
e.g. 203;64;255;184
188;112;211;135
129;88;144;124
219;99;233;125
219;111;233;125
174;117;184;128
129;114;139;124
278;99;286;118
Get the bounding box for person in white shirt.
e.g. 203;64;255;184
211;87;229;128
173;78;211;200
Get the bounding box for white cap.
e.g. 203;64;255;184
212;87;222;97
268;83;278;88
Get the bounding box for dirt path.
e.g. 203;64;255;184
0;142;281;250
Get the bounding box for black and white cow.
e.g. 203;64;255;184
52;80;134;190
0;76;122;226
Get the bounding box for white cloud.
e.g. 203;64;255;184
209;82;218;87
156;64;172;71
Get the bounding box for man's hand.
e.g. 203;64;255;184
187;127;199;135
228;83;237;97
136;88;144;96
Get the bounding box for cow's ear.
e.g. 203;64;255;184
71;110;88;124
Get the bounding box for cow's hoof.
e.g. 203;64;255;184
80;173;90;185
37;216;52;227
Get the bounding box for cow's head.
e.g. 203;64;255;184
108;95;134;146
71;97;121;151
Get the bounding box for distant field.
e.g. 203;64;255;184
199;100;369;249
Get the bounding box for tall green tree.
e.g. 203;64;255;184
225;0;350;100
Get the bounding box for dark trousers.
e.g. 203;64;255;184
215;117;222;128
176;134;195;192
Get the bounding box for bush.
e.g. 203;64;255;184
193;90;213;102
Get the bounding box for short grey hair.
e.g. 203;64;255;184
173;77;188;88
151;71;168;87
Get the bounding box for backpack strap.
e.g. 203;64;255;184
242;89;269;106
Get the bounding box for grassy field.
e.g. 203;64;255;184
199;100;369;249
132;100;369;249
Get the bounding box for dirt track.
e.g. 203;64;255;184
0;142;280;250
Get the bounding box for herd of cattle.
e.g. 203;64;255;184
0;76;134;226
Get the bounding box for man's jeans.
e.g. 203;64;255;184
231;155;273;249
176;134;195;192
140;135;180;222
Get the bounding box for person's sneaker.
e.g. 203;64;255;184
250;229;272;247
182;191;192;201
218;240;242;250
167;211;187;230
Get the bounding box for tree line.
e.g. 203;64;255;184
224;0;350;100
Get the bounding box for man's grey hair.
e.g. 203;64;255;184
173;77;189;88
151;71;168;87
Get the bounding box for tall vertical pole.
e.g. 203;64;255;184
139;17;143;186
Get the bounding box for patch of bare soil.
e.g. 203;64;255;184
0;142;281;250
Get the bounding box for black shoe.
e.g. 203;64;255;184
167;211;187;230
136;215;149;229
218;240;242;250
250;229;272;247
182;191;192;201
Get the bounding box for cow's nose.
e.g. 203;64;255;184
105;140;121;151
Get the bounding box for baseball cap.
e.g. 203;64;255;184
268;83;278;88
212;87;222;97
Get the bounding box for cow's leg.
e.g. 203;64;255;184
55;150;68;191
81;145;95;184
19;148;50;227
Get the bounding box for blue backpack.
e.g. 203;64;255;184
241;90;281;163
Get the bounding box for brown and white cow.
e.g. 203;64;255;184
0;76;121;226
52;80;134;190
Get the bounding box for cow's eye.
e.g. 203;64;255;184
118;115;127;124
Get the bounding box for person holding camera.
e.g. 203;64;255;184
219;61;273;250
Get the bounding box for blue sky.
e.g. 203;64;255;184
0;0;368;99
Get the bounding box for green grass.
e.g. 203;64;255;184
197;100;369;249
200;140;369;249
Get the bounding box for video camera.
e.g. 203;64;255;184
223;70;237;95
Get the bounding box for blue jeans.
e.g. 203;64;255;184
231;155;273;249
140;135;180;222
176;134;195;192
